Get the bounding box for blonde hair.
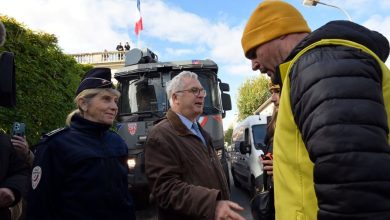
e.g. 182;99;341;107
65;88;120;125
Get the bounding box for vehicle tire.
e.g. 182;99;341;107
231;168;241;188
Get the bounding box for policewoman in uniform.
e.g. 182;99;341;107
26;68;136;220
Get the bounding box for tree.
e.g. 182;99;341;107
0;16;92;144
224;126;233;146
236;75;271;121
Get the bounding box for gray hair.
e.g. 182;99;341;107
0;21;6;46
65;88;120;125
166;71;198;105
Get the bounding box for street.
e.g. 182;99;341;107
136;162;254;220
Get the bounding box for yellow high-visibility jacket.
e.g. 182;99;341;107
273;38;390;220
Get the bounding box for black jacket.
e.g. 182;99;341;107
27;115;136;220
0;133;29;220
286;21;390;219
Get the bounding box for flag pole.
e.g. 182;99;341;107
137;31;141;49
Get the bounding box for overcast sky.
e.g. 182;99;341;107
2;0;390;129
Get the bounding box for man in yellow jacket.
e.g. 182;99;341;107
241;1;390;219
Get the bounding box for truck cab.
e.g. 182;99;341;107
114;48;232;208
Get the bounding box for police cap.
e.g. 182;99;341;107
76;68;113;95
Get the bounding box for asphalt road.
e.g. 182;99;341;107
227;161;253;220
136;161;254;220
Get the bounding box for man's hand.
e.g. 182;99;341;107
215;200;245;220
11;135;29;157
0;188;15;208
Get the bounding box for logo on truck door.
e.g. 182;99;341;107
128;123;137;135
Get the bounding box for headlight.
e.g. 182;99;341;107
138;135;147;142
127;158;136;169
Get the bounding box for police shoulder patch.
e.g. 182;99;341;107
38;127;69;144
31;166;42;189
32;127;69;153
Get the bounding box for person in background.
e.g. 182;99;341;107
241;1;390;219
252;84;280;220
124;42;130;51
11;136;33;167
10;135;33;220
102;49;109;61
116;42;124;60
27;68;136;220
0;20;29;220
261;84;280;179
0;136;29;220
145;71;245;220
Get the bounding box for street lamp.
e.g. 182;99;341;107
302;0;352;21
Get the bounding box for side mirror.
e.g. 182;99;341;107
219;82;230;92
239;141;251;154
221;93;232;111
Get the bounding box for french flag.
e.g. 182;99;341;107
135;0;143;35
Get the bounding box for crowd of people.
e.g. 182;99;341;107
1;0;390;220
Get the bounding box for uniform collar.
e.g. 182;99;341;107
70;114;111;136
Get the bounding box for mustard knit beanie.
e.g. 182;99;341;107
241;0;311;58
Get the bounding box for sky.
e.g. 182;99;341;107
2;0;390;130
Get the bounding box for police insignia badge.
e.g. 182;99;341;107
32;166;42;190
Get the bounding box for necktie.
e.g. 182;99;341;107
192;122;206;146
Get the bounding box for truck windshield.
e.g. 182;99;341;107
119;70;222;115
252;124;267;150
119;73;168;114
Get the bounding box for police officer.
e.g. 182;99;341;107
27;68;136;220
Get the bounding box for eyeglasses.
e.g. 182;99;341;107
175;87;207;97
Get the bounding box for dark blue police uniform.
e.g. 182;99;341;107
27;114;136;220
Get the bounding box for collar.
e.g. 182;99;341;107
70;114;111;136
175;112;195;131
166;109;213;148
166;109;193;136
276;61;292;86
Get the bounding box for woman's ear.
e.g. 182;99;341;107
78;98;88;112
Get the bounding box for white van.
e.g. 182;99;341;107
230;114;269;195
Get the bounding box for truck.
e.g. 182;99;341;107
114;48;232;208
230;114;269;196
